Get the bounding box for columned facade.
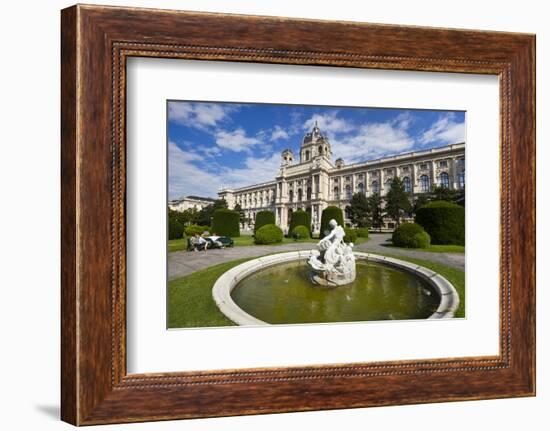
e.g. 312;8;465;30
219;125;465;233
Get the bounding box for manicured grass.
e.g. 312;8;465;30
168;235;370;252
167;249;464;328
387;243;465;253
168;238;187;252
168;259;252;328
369;252;465;318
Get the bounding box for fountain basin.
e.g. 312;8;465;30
212;251;459;326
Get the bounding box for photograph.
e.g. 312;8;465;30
167;101;466;328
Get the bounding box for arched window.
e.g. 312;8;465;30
289;190;293;202
357;182;365;195
345;184;352;199
333;186;339;200
318;145;323;155
439;172;450;188
402;177;411;193
419;175;430;192
298;188;303;201
324;146;328;154
371;181;379;194
458;171;465;189
305;150;310;161
307;187;312;200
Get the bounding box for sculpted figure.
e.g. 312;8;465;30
307;219;356;287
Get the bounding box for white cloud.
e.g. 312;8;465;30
168;102;236;130
214;128;261;152
332;115;414;163
303;111;354;134
270;125;289;141
168;140;281;199
419;114;465;146
168;141;219;199
218;153;281;189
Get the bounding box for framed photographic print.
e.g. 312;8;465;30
61;4;535;425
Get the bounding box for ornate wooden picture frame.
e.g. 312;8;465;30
61;4;535;425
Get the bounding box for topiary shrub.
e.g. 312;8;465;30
288;210;311;237
184;224;210;237
319;206;344;239
291;225;310;240
344;228;358;244
254;224;283;244
415;200;465;245
356;227;370;238
211;208;240;237
168;217;184;240
254;211;275;234
392;223;431;248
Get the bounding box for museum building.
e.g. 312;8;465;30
218;124;465;233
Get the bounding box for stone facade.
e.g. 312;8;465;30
168;195;216;212
219;124;465;233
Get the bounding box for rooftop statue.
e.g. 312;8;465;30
308;219;356;287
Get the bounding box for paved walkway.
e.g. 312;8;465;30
168;234;464;280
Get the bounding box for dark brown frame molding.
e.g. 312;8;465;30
61;4;536;425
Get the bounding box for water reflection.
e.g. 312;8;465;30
231;261;440;324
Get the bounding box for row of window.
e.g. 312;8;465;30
332;172;465;198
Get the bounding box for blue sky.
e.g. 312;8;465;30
168;101;465;200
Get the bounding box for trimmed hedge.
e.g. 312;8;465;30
168;218;184;240
320;206;344;239
184;224;210;237
392;223;431;248
288;210;311;237
254;224;283;244
254;211;275;234
356;227;370;238
415;200;465;245
211;209;240;237
291;225;310;240
344;228;358;244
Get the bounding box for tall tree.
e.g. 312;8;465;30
385;177;411;226
346;192;371;228
367;193;384;232
194;198;228;226
234;203;246;228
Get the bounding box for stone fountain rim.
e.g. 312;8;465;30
212;250;460;326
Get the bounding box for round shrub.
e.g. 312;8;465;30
168;217;184;240
415;200;465;245
356;227;370;238
392;223;431;248
184;224;210;237
211;209;240;237
288;210;311;237
254;211;275;234
343;228;358;244
291;225;310;240
254;224;283;244
319;206;344;238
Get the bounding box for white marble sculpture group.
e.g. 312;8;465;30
307;219;356;287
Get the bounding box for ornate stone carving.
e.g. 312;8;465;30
307;219;356;287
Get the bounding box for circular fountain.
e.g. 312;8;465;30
212;220;459;326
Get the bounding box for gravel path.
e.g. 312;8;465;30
168;234;464;280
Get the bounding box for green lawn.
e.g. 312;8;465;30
386;243;465;253
167;250;465;328
369;252;465;318
168;235;369;252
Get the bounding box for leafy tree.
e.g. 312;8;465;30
412;194;430;216
234;203;246;228
346;193;371;228
194;199;228;226
367;193;384;232
430;185;465;205
384;177;411;226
